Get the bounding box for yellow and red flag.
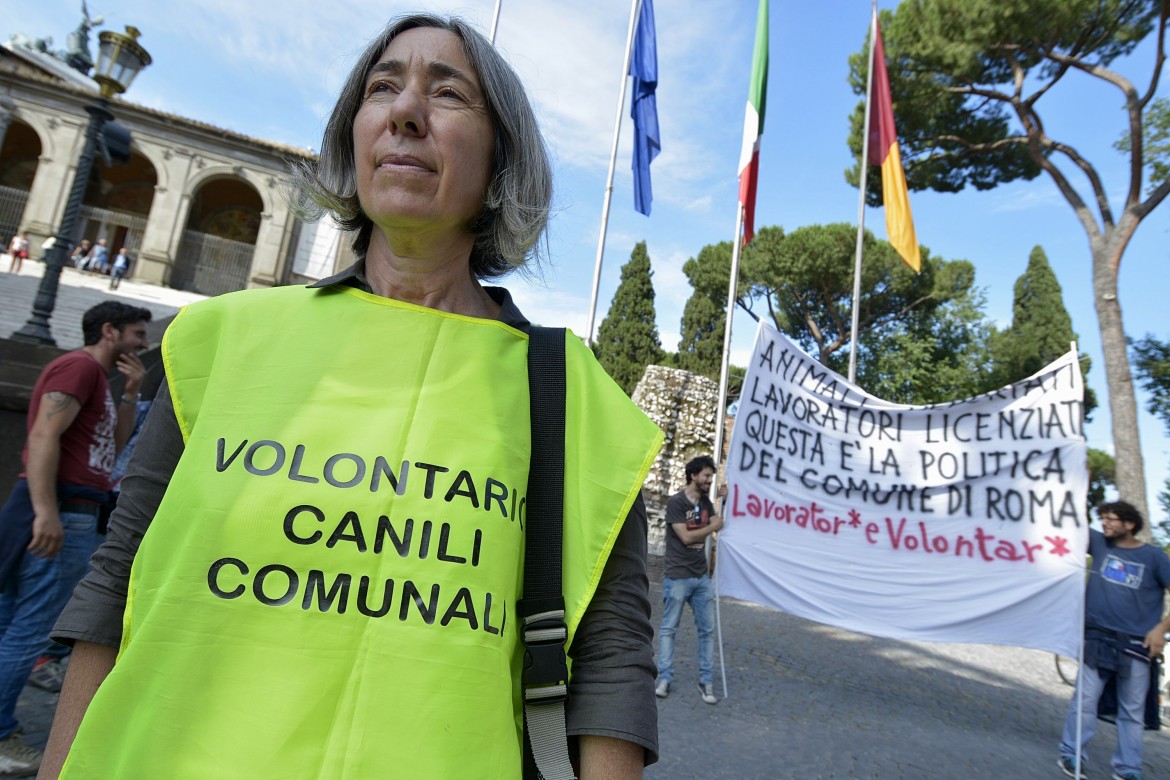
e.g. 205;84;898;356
867;17;920;272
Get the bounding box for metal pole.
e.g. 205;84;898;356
848;1;878;383
711;517;729;700
713;203;745;470
1068;336;1086;778
489;0;502;44
12;99;111;345
708;201;746;701
1072;548;1088;780
585;0;642;345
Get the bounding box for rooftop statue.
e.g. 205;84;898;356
9;33;54;55
61;1;105;75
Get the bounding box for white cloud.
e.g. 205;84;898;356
499;2;631;171
989;186;1065;213
651;247;695;306
509;284;591;334
647;245;690;349
27;0;749;209
502;0;752;210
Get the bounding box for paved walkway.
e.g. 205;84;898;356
10;555;1170;778
645;554;1170;779
3;261;1169;778
0;258;205;348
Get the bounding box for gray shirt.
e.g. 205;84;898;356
663;489;714;579
53;264;659;763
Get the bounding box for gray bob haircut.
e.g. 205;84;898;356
293;14;552;278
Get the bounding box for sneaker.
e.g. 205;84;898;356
1057;756;1087;779
1111;772;1144;780
28;657;66;693
654;680;670;699
0;732;42;775
698;682;717;705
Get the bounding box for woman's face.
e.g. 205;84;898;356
353;27;495;242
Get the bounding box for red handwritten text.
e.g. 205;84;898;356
730;485;846;536
868;517;1043;563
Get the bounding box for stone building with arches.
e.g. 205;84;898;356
0;35;345;294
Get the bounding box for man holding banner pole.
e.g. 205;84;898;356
1059;501;1170;780
656;456;725;705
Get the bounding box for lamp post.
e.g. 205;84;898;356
11;26;151;345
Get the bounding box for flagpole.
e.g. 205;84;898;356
710;0;766;702
713;205;744;474
708;201;746;701
848;0;878;384
488;0;502;43
586;0;643;345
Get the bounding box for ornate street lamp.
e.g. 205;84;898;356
11;26;152;345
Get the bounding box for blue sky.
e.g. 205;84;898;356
8;0;1169;515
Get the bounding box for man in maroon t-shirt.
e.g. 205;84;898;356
0;301;150;775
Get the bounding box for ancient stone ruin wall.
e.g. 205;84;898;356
631;365;721;555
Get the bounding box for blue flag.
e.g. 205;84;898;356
630;0;659;216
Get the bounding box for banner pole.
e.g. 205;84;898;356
585;0;642;346
848;0;878;384
1072;337;1085;780
1073;563;1086;780
713;496;729;701
708;201;746;700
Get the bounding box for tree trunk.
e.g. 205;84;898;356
1091;226;1149;526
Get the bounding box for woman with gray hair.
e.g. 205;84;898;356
39;14;661;780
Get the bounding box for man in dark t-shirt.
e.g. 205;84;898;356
0;301;149;775
656;455;724;705
1058;501;1170;780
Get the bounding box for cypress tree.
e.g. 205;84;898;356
594;241;664;394
677;241;732;380
992;245;1096;414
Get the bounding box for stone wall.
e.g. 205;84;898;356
631;365;720;554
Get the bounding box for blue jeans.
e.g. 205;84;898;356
658;575;715;686
0;511;98;739
1060;654;1150;776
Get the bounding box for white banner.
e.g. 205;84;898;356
718;321;1087;656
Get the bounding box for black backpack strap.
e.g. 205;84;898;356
519;326;576;780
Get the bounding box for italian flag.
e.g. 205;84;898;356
737;0;768;245
868;15;921;272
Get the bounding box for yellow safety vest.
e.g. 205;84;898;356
62;285;662;779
